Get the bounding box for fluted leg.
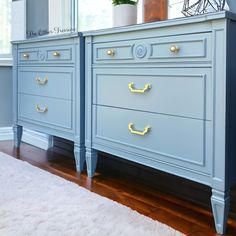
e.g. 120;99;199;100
13;125;22;148
74;144;86;172
85;148;98;178
211;189;230;234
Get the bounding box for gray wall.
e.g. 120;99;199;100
27;0;49;37
0;66;12;127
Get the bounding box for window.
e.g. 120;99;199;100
0;0;11;55
78;0;143;31
168;0;185;19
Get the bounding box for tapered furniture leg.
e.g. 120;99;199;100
85;148;98;178
211;189;230;234
13;125;22;148
74;144;86;172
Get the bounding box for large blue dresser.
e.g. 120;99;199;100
84;11;236;234
12;34;86;172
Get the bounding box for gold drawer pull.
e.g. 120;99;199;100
107;49;115;56
128;123;151;136
53;51;60;57
23;53;29;59
128;82;151;93
35;77;48;85
35;105;48;113
170;45;180;53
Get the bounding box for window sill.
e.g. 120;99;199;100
0;58;13;67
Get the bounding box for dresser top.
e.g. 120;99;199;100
83;11;236;37
12;32;81;44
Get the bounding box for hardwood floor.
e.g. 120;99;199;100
1;140;236;235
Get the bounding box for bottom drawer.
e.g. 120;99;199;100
18;94;72;130
93;106;212;174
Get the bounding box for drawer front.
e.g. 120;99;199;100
93;68;212;120
46;46;72;62
93;33;211;64
18;67;73;100
18;45;74;64
18;94;72;130
18;50;38;62
93;106;212;174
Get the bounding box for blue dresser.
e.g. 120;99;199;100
12;34;86;172
84;12;236;234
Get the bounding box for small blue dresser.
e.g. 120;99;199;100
84;11;236;234
12;34;85;172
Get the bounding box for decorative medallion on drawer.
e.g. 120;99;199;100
37;50;46;61
133;44;148;59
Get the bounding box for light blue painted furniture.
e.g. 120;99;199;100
84;11;236;234
12;34;85;172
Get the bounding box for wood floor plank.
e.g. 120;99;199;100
0;140;236;235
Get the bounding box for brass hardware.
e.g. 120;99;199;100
128;82;151;93
23;53;29;59
53;51;60;57
128;123;151;136
170;45;180;53
107;49;115;56
35;77;48;85
35;105;48;113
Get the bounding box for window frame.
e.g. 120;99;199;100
0;54;12;66
0;0;12;66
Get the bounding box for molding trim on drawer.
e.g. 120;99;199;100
93;33;211;64
95;45;134;62
149;38;207;59
22;128;53;150
0;127;13;141
18;45;74;64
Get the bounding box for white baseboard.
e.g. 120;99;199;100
0;127;52;150
22;129;53;150
0;127;13;141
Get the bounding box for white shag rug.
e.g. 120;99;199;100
0;152;185;236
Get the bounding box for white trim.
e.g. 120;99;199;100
0;127;53;150
0;127;13;141
22;129;53;150
0;58;13;67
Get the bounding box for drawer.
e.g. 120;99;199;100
18;45;74;64
18;94;72;130
93;68;212;120
18;67;73;100
46;45;73;62
18;50;38;62
93;106;212;174
93;33;211;64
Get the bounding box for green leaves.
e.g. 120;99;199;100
112;0;138;6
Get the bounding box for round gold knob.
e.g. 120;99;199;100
170;45;180;53
23;53;29;59
107;49;115;56
53;51;60;57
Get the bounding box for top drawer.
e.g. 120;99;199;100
18;45;74;64
93;33;211;65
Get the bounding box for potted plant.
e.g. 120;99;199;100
143;0;167;23
112;0;138;27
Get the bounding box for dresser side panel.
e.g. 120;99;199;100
226;19;236;187
211;20;227;191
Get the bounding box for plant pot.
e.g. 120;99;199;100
112;4;137;27
143;0;167;23
226;0;236;13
